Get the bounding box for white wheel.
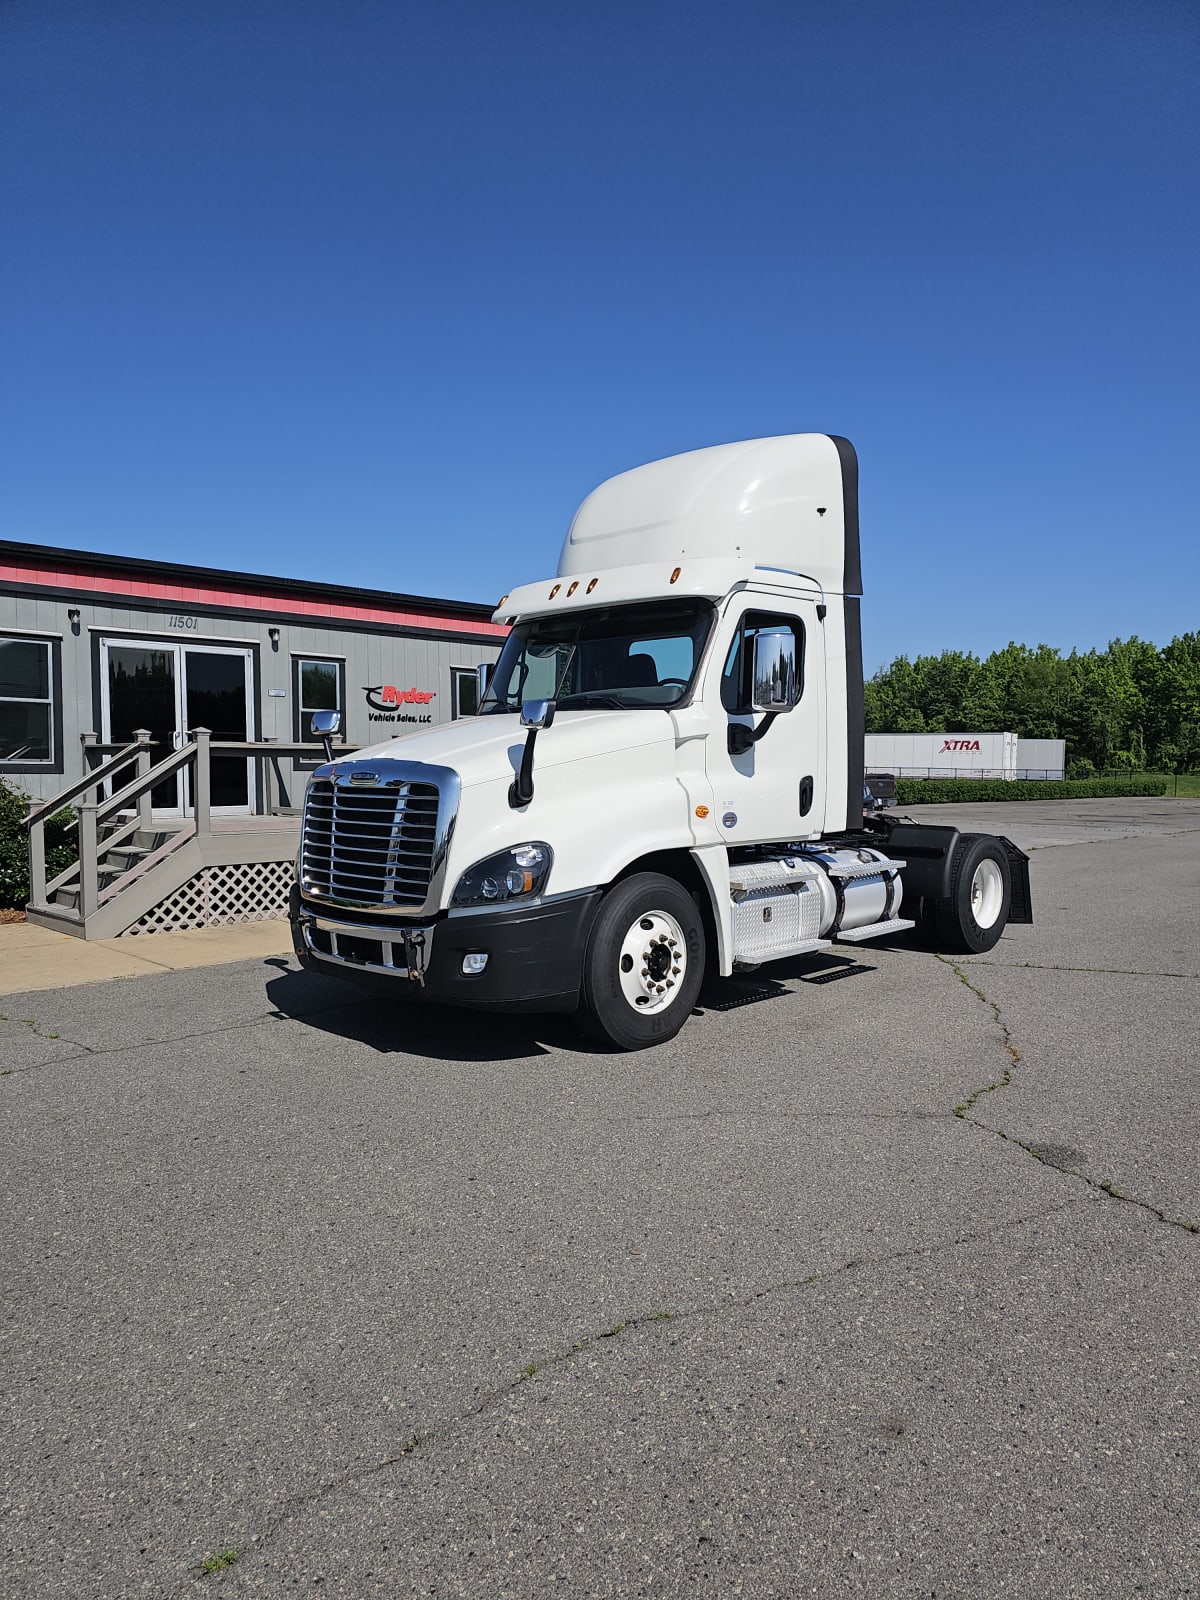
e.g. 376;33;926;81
580;873;707;1049
616;908;688;1014
970;858;1005;930
931;835;1012;954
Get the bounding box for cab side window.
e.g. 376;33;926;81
720;612;804;713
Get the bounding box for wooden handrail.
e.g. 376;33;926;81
94;742;197;821
26;729;362;920
24;740;145;827
209;741;359;757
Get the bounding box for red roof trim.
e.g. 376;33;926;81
0;560;508;639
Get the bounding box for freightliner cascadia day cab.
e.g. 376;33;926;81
290;435;1032;1049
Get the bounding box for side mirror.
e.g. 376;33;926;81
520;698;556;730
750;629;800;713
477;661;495;705
310;708;341;763
509;700;555;808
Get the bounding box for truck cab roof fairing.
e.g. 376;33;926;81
556;434;862;600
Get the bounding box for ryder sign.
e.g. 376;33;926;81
363;683;436;725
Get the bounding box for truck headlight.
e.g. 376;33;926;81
451;843;553;907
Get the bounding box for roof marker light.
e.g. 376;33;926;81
549;584;561;599
587;578;598;593
567;581;578;596
670;567;682;584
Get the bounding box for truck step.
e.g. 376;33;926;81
823;857;905;881
734;936;831;970
729;857;822;898
835;917;915;943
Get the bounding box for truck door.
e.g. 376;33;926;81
703;597;824;846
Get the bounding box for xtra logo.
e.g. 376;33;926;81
363;684;436;725
940;739;981;752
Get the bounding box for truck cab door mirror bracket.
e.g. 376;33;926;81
509;699;556;807
728;713;778;756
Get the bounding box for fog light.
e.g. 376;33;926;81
461;952;489;975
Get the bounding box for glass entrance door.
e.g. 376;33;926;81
182;647;252;810
103;642;184;810
101;640;254;816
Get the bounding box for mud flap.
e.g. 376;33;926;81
999;837;1033;923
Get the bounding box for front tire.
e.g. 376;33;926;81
931;834;1012;954
579;873;706;1050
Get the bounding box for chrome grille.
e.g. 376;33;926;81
301;776;442;909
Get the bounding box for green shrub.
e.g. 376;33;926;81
893;776;1169;805
0;779;77;909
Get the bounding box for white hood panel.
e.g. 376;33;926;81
328;710;674;792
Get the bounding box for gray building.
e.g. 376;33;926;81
0;538;506;813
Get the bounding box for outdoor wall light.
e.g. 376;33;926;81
268;626;280;648
67;607;81;623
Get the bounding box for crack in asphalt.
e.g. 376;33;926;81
203;1194;1082;1580
594;1106;946;1126
0;1009;95;1069
966;958;1198;980
0;1006;296;1077
1025;826;1200;852
938;955;1200;1236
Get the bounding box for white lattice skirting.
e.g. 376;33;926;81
121;860;295;936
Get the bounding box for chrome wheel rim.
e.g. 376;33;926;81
970;858;1004;929
617;909;686;1013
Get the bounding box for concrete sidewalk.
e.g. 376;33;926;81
0;918;294;996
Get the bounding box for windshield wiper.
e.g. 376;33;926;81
555;692;627;710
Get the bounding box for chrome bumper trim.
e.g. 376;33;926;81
299;910;434;980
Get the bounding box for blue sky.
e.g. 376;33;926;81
4;0;1197;673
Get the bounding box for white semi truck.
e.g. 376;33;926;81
290;435;1031;1049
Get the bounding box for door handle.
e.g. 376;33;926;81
799;776;814;815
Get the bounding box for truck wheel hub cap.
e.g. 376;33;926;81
970;859;1004;929
618;910;686;1013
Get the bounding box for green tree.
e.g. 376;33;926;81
864;656;926;732
864;633;1197;776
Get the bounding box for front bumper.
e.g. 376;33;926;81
290;886;603;1014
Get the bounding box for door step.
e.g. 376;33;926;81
733;935;831;971
824;857;906;880
835;917;915;944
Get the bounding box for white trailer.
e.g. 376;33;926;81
1015;739;1066;779
290;435;1032;1049
865;732;1017;779
864;733;1066;780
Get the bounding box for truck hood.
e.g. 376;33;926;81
326;709;676;789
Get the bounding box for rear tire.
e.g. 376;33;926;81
579;872;706;1050
931;834;1012;954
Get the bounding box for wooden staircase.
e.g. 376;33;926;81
25;729;355;940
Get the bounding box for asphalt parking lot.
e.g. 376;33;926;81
2;797;1198;1599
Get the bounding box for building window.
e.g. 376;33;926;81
293;657;345;749
0;635;59;769
451;666;480;719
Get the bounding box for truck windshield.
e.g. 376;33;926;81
482;598;715;713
